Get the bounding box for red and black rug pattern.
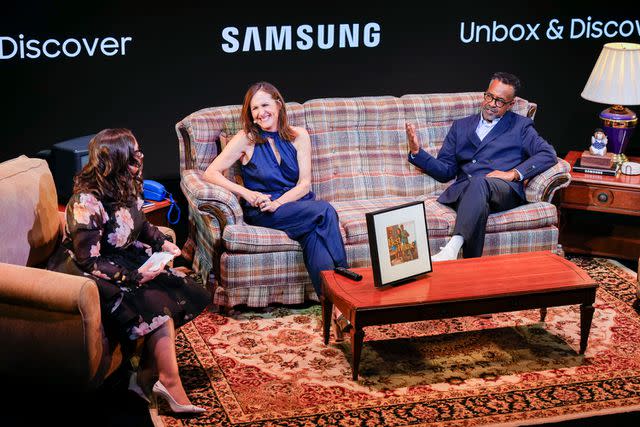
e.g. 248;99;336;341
162;257;640;426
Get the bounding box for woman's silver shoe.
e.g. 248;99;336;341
152;381;206;414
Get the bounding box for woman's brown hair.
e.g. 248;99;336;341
73;128;143;206
241;81;296;144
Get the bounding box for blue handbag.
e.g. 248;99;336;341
143;179;181;225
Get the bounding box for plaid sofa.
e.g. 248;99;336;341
176;92;571;309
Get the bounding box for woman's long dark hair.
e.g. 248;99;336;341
241;81;296;144
73;128;143;206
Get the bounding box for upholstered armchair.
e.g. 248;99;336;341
0;156;174;390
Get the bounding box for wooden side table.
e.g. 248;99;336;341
558;151;640;260
143;199;171;227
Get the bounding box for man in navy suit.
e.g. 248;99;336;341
406;72;557;262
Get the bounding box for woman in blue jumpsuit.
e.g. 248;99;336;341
203;81;348;298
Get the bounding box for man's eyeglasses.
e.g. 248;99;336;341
483;92;514;108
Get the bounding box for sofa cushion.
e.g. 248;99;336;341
223;224;303;253
222;197;557;253
305;96;444;203
401;92;533;124
223;197;434;252
422;198;457;236
335;198;557;243
485;201;557;234
422;199;557;236
332;197;452;244
223;219;348;253
0;156;60;267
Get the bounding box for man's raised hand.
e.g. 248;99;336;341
406;123;420;155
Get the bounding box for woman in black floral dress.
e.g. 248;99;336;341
48;128;210;413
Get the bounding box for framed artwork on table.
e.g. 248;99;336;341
365;200;432;288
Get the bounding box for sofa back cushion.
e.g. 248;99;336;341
304;96;426;201
307;92;534;202
176;103;305;173
0;156;60;267
176;92;536;202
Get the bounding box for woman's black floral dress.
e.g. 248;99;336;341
48;193;210;341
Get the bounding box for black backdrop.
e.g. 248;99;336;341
3;3;639;187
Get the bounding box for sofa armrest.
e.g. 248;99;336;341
0;262;120;389
525;158;572;203
181;169;244;226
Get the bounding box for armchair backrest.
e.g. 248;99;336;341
0;156;61;267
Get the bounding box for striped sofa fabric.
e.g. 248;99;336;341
176;92;571;309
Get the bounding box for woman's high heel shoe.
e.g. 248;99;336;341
332;310;352;342
152;381;206;414
332;315;345;342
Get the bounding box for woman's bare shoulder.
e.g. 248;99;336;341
227;129;253;147
290;125;309;138
233;129;249;140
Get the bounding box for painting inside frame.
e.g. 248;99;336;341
366;201;432;288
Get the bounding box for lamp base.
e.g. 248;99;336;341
599;105;637;165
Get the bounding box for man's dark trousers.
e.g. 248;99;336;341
449;176;523;258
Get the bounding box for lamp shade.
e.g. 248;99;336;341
581;42;640;106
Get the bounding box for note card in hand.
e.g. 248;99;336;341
140;251;175;272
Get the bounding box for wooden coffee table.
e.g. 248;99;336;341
321;251;597;380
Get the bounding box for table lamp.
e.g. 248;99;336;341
581;42;640;165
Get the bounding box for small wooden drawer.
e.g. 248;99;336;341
561;183;640;216
562;183;640;216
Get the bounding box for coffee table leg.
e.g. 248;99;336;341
579;303;595;354
351;328;364;381
321;296;332;345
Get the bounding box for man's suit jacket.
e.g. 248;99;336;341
408;110;557;205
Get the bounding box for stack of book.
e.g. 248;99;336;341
572;156;619;176
579;151;614;168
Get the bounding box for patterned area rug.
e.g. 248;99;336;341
158;257;640;426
